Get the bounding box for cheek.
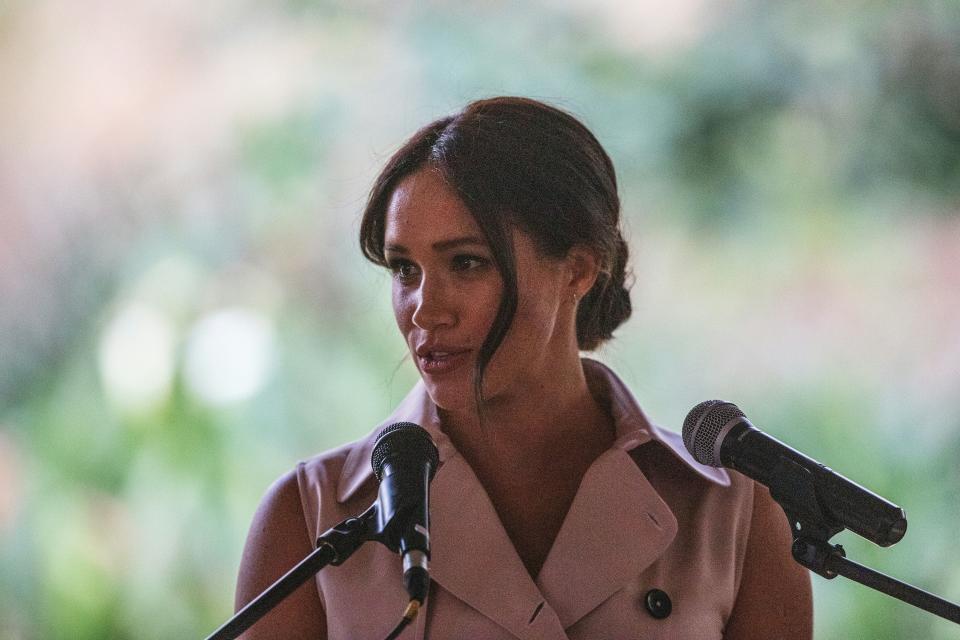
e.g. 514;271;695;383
514;259;563;325
392;284;414;330
507;285;563;351
517;269;562;320
473;282;506;331
516;295;556;335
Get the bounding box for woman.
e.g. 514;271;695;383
235;97;813;639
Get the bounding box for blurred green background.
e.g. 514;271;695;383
1;0;958;637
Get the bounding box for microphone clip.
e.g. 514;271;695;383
317;503;382;565
317;500;425;564
764;456;845;578
316;497;431;605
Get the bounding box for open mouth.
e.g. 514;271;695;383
417;350;471;375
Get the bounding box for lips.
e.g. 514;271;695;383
415;345;472;375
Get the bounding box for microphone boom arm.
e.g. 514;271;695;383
206;504;384;640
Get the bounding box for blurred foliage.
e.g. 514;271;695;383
0;0;959;638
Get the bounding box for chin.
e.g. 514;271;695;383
422;376;478;415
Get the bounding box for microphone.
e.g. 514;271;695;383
370;422;440;604
682;400;907;547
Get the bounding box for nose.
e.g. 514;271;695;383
411;276;456;331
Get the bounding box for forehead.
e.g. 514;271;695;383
384;169;484;247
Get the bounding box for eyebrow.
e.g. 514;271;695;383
384;235;488;254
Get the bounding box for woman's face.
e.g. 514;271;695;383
383;168;578;414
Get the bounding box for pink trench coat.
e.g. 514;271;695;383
296;360;758;639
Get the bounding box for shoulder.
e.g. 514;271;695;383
723;483;813;639
240;470;313;568
235;469;327;639
631;437;753;511
297;435;379;509
297;440;361;493
232;438;375;640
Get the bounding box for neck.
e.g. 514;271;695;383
439;357;614;470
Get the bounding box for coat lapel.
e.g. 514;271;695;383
429;452;570;640
535;446;678;629
530;358;728;630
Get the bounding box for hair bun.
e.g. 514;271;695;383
576;235;632;350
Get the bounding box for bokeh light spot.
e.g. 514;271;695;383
183;308;276;406
98;303;176;412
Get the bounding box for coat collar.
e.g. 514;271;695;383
336;358;728;504
334;359;729;638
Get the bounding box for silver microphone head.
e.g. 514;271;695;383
682;400;746;467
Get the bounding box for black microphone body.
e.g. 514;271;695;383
376;459;432;555
684;401;907;547
371;422;439;604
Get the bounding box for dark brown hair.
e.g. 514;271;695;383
360;97;632;404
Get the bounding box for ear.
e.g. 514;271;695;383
564;245;601;299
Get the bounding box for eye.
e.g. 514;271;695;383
451;254;488;272
387;258;419;283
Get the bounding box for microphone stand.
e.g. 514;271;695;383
769;458;960;625
205;504;380;640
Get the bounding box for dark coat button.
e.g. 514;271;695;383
644;588;672;619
